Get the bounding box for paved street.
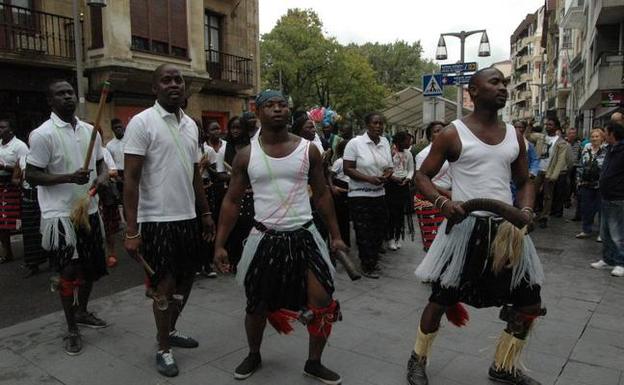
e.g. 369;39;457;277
1;213;623;385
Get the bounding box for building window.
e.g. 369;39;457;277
90;6;103;49
204;10;222;62
130;0;188;58
0;0;34;28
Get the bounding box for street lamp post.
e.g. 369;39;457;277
73;0;107;119
435;30;490;119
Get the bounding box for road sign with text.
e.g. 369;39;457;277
441;74;472;86
440;62;478;74
423;74;443;96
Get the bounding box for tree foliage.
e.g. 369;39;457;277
260;9;385;119
260;9;457;120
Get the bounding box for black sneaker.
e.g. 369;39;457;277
361;268;380;279
234;353;261;380
488;365;541;385
303;360;342;385
204;266;218;278
156;350;179;377
63;332;82;356
75;311;108;329
168;330;199;348
407;351;428;385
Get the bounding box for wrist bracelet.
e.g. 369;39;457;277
201;212;213;217
439;199;450;210
521;207;534;214
433;195;445;208
125;231;141;240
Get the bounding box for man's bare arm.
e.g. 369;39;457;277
214;147;251;251
415;126;458;204
309;145;341;242
123;154;144;236
511;131;535;212
26;164;89;187
193;164;211;215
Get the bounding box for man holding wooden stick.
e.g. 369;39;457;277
26;79;110;356
123;64;215;378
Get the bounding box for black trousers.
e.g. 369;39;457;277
349;196;388;270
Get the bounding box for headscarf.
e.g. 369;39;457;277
255;90;286;107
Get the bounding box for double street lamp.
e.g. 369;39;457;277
435;30;491;118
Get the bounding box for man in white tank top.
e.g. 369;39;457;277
407;68;544;385
214;90;348;384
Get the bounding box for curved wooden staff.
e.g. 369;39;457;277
445;198;528;234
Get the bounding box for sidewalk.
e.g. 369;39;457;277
1;216;623;385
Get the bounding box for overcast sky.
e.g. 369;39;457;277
259;0;545;68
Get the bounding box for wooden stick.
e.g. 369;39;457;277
82;81;110;170
137;253;156;276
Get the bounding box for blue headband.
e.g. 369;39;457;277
255;90;286;107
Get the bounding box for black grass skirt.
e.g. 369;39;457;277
50;213;107;281
244;222;335;314
141;218;201;286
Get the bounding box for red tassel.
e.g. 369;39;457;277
267;309;300;334
446;303;470;327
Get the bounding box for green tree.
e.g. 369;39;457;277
260;9;386;117
352;41;457;101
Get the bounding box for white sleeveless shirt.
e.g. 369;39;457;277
248;136;313;231
450;119;518;206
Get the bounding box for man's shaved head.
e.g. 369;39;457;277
468;67;504;91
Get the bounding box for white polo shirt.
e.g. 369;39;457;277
106;137;125;171
27;113;103;219
101;147;116;171
200;144;217;179
210;139;228;173
0;136;29;177
343;132;393;197
124;102;200;223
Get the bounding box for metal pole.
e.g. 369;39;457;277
457;34;465;119
72;0;85;119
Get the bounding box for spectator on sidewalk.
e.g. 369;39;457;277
534;117;569;228
565;128;582;212
591;120;624;277
576;129;606;239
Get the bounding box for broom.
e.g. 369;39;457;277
69;81;111;231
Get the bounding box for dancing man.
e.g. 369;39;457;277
124;64;214;377
214;90;348;384
26;79;110;355
407;67;545;385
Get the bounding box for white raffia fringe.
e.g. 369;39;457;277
40;217;77;251
415;217;544;290
236;224;335;285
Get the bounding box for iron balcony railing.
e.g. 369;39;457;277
0;3;76;60
206;49;254;87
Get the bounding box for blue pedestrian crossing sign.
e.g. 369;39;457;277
423;74;443;97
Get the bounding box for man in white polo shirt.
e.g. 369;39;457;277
26;79;110;356
123;64;214;378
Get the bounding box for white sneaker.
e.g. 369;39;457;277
388;239;398;251
596;236;602;242
611;266;624;277
590;260;613;270
396;241;402;249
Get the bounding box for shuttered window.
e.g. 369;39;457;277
130;0;188;58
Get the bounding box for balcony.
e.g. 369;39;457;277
0;4;76;66
561;0;585;30
205;49;254;93
578;51;623;110
594;0;624;25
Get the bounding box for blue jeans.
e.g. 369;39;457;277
601;200;624;266
580;187;601;233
